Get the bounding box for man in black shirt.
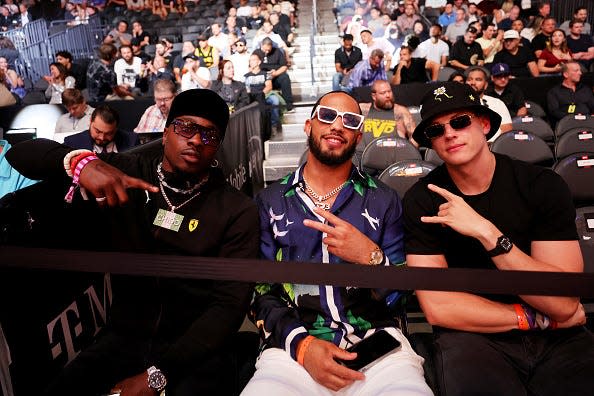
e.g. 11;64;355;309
493;29;539;78
333;34;362;91
547;60;594;124
404;81;594;396
486;62;527;117
449;26;484;71
7;89;260;396
252;37;294;112
532;16;556;57
566;20;594;71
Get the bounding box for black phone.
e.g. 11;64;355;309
337;329;401;372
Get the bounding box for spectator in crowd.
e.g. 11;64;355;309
0;37;19;68
227;37;250;83
131;20;150;49
237;0;253;17
44;62;76;104
0;56;24;100
566;20;594;71
242;89;432;396
253;37;294;112
54;88;95;143
246;5;265;30
438;3;456;29
181;54;211;91
14;3;32;28
252;20;291;55
547;61;594;124
359;28;394;68
466;2;480;23
270;11;293;47
104;20;132;49
498;5;521;31
510;18;534;51
476;23;503;65
486;63;528;117
244;52;282;138
493;30;539;78
195;35;220;69
131;37;152;64
152;0;168;19
172;41;196;84
538;29;573;75
366;7;383;33
146;55;175;86
343;14;367;46
210;59;249;113
448;70;465;83
208;23;230;59
224;15;243;38
333;33;363;91
560;6;590;36
3;0;17;16
0;6;14;31
0;68;16;107
412;20;429;42
135;79;176;133
521;15;543;42
532;16;556;58
537;0;551;18
55;50;86;90
0;139;37;199
465;66;512;141
7;89;258;396
444;8;468;44
114;44;143;95
356;79;416;164
424;0;447;22
64;104;138;153
418;23;449;67
449;26;484;71
228;7;247;32
395;3;420;36
372;13;391;38
404;80;594;396
392;45;439;85
347;48;388;90
87;43;120;102
154;38;174;67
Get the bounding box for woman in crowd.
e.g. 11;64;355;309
44;62;76;104
211;60;249;113
522;15;543;41
0;56;25;100
448;70;465;84
0;68;17;107
538;29;572;75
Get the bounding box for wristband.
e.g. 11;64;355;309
519;304;558;331
63;149;93;177
296;335;315;366
64;154;99;203
70;152;96;176
513;303;530;330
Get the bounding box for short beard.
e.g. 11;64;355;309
308;133;356;166
376;100;394;111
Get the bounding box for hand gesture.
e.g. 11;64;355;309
112;371;157;396
302;338;365;391
420;184;492;239
79;159;159;207
303;207;378;265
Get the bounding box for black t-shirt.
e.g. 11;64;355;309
450;40;484;68
531;33;550;52
396;57;428;84
403;153;577;302
493;47;536;78
485;83;525;115
334;46;363;71
253;47;286;71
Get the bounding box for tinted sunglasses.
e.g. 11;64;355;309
424;114;475;140
171;119;220;146
313;105;364;130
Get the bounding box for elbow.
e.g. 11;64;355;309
551;299;580;323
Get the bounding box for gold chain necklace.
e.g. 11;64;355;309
303;177;345;210
159;182;202;212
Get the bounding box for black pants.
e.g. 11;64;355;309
433;327;594;396
43;331;239;396
272;73;293;109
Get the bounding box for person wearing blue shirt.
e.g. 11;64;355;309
241;91;431;395
0;139;37;199
438;3;456;29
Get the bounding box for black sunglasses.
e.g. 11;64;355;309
424;114;475;140
171;119;220;146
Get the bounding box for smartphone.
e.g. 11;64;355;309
337;330;401;372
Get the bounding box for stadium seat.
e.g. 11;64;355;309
437;66;457;81
490;131;554;167
555;128;594;159
424;148;444;166
378;160;436;199
511;116;555;142
360;136;422;175
554;114;594;140
524;100;546;118
552;152;594;206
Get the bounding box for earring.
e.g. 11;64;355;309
211;159;219;168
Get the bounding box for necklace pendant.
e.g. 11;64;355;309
314;201;330;210
153;208;184;232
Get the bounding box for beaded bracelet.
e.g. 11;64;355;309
63;149;93;177
513;303;530;330
64;154;99;203
297;335;315;366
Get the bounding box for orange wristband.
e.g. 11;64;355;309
296;335;315;366
514;304;530;330
70;152;95;173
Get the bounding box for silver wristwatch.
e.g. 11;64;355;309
147;366;167;392
369;246;384;265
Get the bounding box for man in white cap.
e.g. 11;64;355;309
493;29;539;78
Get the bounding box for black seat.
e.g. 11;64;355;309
555;127;594;159
524;100;546;119
511;116;555;142
555;114;594;140
378;160;436;199
360;136;421;175
552;152;594;206
490;131;554;167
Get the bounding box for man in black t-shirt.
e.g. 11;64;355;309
392;45;439;85
493;29;539;78
486;62;527;117
403;81;594;396
252;37;294;112
449;26;484;71
333;34;362;91
532;16;556;57
566;20;594;70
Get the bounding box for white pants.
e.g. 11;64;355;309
241;327;433;396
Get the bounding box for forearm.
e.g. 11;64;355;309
449;59;467;70
6;138;71;180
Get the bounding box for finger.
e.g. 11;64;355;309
313;207;346;226
332;363;366;382
438;202;451;211
303;219;336;235
324;374;356;391
114;183;130;206
427;184;457;201
421;215;447;224
123;175;159;193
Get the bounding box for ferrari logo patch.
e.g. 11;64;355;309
189;219;199;232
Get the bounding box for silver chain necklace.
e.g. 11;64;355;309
303;178;345;210
159;182;202;212
157;162;207;195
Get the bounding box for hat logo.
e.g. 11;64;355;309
433;86;453;102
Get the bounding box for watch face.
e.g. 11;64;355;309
500;237;513;252
370;249;383;265
148;371;167;390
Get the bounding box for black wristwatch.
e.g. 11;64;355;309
487;235;513;257
147;366;167;393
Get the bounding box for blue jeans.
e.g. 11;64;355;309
265;94;280;126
